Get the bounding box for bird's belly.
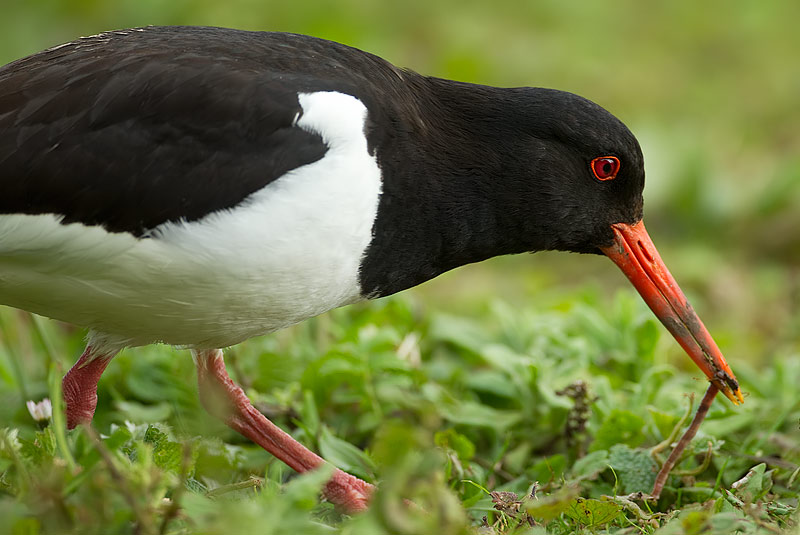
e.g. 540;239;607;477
0;211;370;349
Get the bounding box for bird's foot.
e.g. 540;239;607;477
324;469;375;513
62;347;116;429
194;348;375;513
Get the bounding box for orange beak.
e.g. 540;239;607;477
600;220;743;405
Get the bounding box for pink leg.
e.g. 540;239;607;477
62;346;117;429
194;349;374;512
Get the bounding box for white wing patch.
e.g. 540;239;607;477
0;91;382;351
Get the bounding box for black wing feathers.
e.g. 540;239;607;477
0;28;330;235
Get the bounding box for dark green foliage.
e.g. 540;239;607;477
1;290;797;534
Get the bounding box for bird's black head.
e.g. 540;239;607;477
502;87;645;255
374;77;742;405
363;79;647;289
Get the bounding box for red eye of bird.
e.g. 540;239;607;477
591;156;620;181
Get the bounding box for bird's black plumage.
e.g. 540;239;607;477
0;28;339;235
360;80;645;297
0;25;645;296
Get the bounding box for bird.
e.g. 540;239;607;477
0;25;743;513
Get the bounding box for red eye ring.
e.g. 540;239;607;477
591;156;620;181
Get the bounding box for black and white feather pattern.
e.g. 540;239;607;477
0;27;391;350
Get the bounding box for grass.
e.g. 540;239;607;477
0;286;798;534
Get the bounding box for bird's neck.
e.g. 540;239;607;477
359;78;548;298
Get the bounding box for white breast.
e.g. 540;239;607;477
0;91;382;351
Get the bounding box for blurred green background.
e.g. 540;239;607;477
6;0;797;364
1;1;799;533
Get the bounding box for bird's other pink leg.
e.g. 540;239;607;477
62;346;117;429
193;349;374;513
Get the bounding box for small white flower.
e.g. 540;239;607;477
26;398;52;422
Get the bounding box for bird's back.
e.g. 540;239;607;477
0;26;406;232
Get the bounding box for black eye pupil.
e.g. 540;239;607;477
602;162;612;175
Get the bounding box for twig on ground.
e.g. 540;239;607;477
651;383;719;499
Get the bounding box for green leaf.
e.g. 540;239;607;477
648;407;679;440
701;413;755;436
318;426;375;480
571;450;609;479
143;425;169;449
433;428;475;461
104;425;133;451
185;477;208;495
525;486;580;522
436;399;521;429
428;314;491;354
527;454;567;484
434;429;475;461
709;512;750;533
563;497;621;528
464;370;518;399
655;508;712;535
19;428;56;466
766;501;795;516
590;409;646;451
607;444;658;494
143;425;185;473
634;319;660;361
299;389;320;438
731;463;773;503
371;421;430;466
153;440;183;473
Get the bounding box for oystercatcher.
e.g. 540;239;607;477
0;26;742;512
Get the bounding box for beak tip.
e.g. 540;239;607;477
720;385;745;406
